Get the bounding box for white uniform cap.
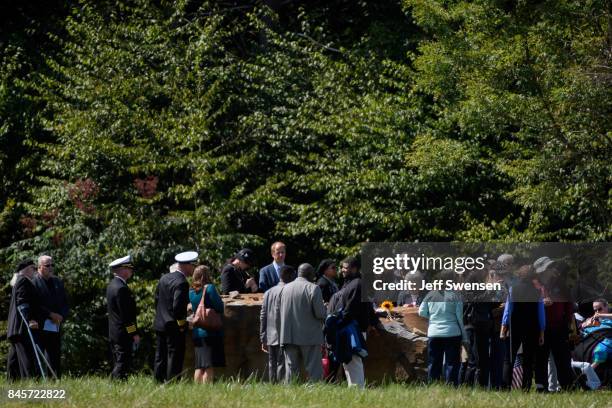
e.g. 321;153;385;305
109;255;133;269
175;251;198;263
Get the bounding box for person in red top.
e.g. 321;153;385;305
533;258;576;391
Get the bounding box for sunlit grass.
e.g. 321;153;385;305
0;376;610;407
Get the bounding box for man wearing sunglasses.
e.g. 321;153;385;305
32;255;69;379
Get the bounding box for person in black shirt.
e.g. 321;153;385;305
106;255;139;380
32;255;69;378
220;248;257;295
6;259;40;380
153;251;196;382
328;257;382;387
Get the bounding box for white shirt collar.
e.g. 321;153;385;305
114;275;127;285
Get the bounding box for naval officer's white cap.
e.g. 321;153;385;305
109;255;134;269
175;251;198;263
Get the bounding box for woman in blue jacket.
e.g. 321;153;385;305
419;270;468;386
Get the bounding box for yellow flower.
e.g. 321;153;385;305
381;300;394;311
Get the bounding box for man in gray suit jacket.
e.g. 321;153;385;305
260;265;295;382
278;263;327;382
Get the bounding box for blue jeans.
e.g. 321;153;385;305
428;336;462;386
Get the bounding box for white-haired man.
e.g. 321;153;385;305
32;255;69;378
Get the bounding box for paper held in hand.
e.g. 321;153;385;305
43;318;60;332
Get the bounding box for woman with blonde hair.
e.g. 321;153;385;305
189;265;225;383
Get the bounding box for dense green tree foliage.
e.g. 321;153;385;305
0;0;609;374
405;0;611;241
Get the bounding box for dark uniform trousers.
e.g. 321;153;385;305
154;328;186;382
111;339;133;380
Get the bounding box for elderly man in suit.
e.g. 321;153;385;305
32;255;69;379
259;241;286;292
279;263;327;382
260;265;296;382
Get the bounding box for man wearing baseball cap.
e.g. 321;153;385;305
106;255;139;379
153;251;197;382
220;248;258;295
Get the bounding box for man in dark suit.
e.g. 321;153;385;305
106;255;140;380
6;259;40;380
258;242;286;292
153;251;197;382
315;259;338;304
32;255;69;378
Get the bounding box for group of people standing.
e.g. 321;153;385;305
106;251;211;382
106;242;381;386
258;243;381;387
416;254;611;391
6;246;610;392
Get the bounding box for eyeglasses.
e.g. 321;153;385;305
42;264;54;267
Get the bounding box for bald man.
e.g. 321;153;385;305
279;263;326;382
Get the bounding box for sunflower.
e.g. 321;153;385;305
381;300;394;311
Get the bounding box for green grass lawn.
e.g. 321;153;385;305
1;376;610;407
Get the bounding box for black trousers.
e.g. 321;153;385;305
154;330;186;382
39;330;62;378
472;323;495;387
510;327;539;391
534;328;575;390
111;339;133;380
461;323;493;387
7;336;37;380
501;337;513;389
